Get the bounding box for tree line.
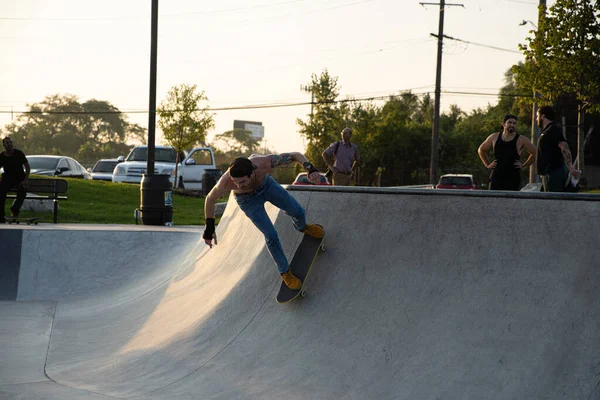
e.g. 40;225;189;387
2;94;146;166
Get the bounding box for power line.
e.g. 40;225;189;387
442;90;530;97
440;34;522;54
0;90;532;116
235;0;373;29
502;0;537;4
0;0;304;21
0;0;365;22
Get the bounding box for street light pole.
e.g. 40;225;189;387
140;0;173;226
147;0;159;176
529;95;539;183
526;0;546;183
519;20;538;29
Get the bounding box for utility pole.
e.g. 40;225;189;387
529;94;539;184
300;84;314;122
529;0;546;184
421;1;463;185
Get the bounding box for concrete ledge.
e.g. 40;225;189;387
286;184;600;201
521;183;543;192
22;194;58;213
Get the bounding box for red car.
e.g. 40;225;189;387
292;172;331;186
435;174;477;190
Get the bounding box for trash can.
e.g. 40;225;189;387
140;174;173;226
202;169;223;196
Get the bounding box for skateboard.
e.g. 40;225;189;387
276;225;326;304
5;217;40;225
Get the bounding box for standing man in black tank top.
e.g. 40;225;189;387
478;114;537;191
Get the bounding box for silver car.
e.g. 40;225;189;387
28;155;92;179
88;157;124;181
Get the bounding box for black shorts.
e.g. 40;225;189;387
489;171;521;191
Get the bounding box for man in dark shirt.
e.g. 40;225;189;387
0;137;30;222
322;127;360;186
535;106;580;192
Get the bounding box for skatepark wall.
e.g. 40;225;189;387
1;187;600;400
0;229;22;300
0;228;201;303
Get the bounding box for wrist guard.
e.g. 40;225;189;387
203;218;215;240
302;161;320;174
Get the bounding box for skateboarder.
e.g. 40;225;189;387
0;137;30;223
203;153;325;290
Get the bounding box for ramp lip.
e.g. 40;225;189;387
0;224;203;232
286;185;600;201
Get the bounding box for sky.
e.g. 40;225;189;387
0;0;552;154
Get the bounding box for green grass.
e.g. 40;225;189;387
5;176;598;225
6;176;226;225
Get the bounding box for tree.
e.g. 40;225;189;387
2;94;143;164
158;84;215;187
514;0;600;169
296;69;352;169
497;66;532;121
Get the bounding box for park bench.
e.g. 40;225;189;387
6;178;68;223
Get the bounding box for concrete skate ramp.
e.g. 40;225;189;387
17;228;202;306
1;188;600;400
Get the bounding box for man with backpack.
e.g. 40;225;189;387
321;127;360;186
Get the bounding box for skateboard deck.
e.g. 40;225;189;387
276;225;326;304
5;217;40;225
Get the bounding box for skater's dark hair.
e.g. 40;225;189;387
229;157;256;178
538;105;555;121
503;114;517;123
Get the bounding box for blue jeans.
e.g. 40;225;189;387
235;174;306;273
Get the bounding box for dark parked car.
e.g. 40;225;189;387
28;155;92;180
292;172;331;186
88;157;124;181
435;174;477;190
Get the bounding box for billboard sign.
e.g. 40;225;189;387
233;120;264;140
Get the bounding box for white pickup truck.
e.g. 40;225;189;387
112;145;217;190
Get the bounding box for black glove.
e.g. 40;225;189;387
302;161;320;174
203;218;215;240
